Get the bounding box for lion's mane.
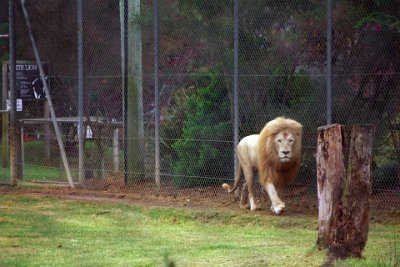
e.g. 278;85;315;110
257;117;303;189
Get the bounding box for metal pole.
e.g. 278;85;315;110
154;0;161;190
9;0;17;186
77;0;84;184
123;0;128;184
20;0;74;188
326;0;333;125
1;64;9;168
233;0;239;178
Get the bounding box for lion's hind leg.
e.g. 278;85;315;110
243;168;261;211
239;182;250;209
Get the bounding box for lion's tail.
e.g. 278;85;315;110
222;164;242;193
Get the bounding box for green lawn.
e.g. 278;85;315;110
0;140;115;183
0;192;398;266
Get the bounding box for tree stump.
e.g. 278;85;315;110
316;124;374;259
316;124;347;251
342;125;374;257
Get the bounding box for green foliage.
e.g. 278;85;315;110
178;1;232;21
171;68;232;187
288;71;315;106
355;12;399;29
0;23;8;33
239;28;270;61
0;23;9;63
372;161;400;192
353;0;400;32
268;65;315;109
296;152;317;194
160;86;196;173
374;138;398;167
372;124;400;192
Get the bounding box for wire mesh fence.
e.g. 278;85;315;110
0;0;399;213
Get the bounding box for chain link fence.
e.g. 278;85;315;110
0;0;399;211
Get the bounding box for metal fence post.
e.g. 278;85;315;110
233;0;239;180
9;0;18;186
77;0;84;184
154;0;161;190
326;0;333;125
120;0;128;184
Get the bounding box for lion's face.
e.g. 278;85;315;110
274;131;296;163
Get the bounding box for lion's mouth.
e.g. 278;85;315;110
280;156;291;162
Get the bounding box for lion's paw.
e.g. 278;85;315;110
272;203;285;215
250;205;261;211
240;203;250;210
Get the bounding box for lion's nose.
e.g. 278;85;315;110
282;151;290;155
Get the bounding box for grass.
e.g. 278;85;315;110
0;164;63;182
0;193;399;266
0;141;64;183
0;140;114;183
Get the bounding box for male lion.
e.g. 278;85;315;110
222;117;302;215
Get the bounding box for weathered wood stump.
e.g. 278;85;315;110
342;125;374;257
316;124;347;252
317;124;374;259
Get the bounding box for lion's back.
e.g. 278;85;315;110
237;134;259;168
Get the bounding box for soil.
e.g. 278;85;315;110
0;180;399;224
0;181;317;214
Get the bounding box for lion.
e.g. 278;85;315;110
222;117;302;215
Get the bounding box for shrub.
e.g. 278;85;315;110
171;68;233;187
372;161;400;193
296;156;317;194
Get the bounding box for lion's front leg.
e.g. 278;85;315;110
265;183;285;215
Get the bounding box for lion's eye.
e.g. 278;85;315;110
277;140;282;143
289;139;294;143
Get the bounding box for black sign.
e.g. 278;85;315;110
7;63;48;100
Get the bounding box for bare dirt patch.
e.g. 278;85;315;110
0;181;316;215
0;181;399;223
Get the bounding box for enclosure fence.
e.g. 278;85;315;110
0;0;399;212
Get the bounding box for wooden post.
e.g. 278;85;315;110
316;124;347;251
113;128;119;172
342;125;374;257
43;100;51;161
20;125;24;178
317;124;374;259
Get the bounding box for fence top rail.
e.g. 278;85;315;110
20;116;122;126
